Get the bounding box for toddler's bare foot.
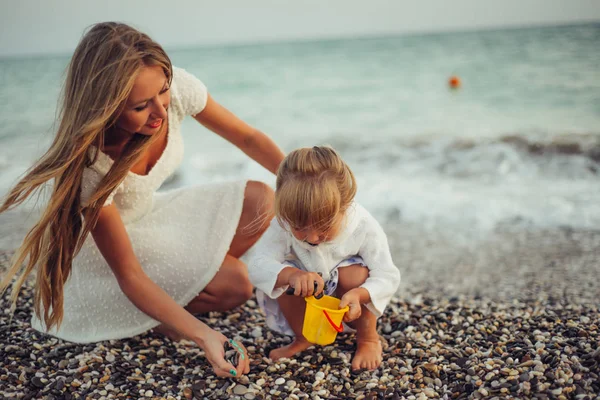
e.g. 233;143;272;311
352;338;383;371
153;324;184;342
269;338;312;360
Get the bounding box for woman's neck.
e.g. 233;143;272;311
102;127;135;158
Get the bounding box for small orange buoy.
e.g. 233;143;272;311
448;75;461;89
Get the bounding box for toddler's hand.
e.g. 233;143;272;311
288;270;325;297
339;289;362;322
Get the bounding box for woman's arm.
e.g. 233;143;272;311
193;94;285;175
90;204;249;377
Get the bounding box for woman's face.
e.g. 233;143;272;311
115;65;171;136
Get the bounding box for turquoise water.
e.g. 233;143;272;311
1;23;599;234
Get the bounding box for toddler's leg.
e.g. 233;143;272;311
269;294;312;360
336;265;382;371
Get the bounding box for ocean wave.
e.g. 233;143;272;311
324;132;600;181
497;134;600;162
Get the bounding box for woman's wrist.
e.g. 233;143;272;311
189;320;212;346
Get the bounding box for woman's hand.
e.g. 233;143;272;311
288;270;325;297
339;289;363;322
196;328;250;378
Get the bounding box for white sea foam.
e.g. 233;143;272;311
179;135;600;239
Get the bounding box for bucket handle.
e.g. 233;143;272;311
323;310;344;332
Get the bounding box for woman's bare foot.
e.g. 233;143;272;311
269;338;312;360
352;338;383;371
153;324;184;342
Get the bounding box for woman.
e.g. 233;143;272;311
0;22;285;378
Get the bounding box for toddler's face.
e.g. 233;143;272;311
290;213;344;246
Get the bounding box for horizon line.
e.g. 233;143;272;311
1;19;598;61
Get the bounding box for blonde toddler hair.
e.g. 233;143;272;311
275;146;357;233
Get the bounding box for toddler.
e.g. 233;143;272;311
248;146;400;371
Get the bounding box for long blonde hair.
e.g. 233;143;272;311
275;146;357;232
0;22;173;330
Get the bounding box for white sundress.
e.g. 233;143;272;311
30;67;247;342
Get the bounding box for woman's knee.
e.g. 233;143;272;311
200;256;254;309
226;281;253;308
241;180;274;235
221;267;254;308
187;278;252;313
336;264;369;295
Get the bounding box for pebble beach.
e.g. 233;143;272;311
1;225;599;400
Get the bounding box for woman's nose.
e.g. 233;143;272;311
152;98;168;119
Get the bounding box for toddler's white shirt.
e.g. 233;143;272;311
248;202;401;316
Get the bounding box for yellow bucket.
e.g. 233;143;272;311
302;295;349;345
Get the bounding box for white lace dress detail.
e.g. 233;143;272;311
31;67;247;342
